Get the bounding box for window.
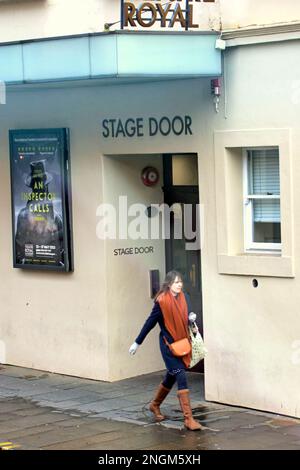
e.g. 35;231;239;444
243;147;281;251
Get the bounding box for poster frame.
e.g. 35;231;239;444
9;128;74;272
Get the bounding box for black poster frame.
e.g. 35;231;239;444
9;128;74;272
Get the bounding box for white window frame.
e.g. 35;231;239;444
243;147;282;253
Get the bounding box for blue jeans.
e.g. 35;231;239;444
162;369;188;391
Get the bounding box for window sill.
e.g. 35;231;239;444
243;250;282;257
218;253;294;278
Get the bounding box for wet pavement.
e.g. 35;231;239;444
1;365;300;450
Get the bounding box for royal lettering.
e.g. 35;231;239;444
124;0;215;29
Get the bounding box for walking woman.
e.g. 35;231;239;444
129;270;202;431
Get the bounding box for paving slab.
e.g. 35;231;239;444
0;410;68;433
30;389;103;403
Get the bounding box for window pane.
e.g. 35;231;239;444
253;199;281;243
253;222;281;244
253;199;280;223
248;148;280;195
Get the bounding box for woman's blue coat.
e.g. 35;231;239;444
135;293;191;371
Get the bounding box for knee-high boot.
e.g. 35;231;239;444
149;383;171;421
177;389;203;431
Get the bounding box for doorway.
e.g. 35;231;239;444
163;154;203;371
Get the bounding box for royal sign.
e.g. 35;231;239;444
122;0;216;30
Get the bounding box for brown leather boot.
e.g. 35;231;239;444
177;389;203;430
149;383;171;421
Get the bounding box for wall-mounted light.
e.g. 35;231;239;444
211;78;221;113
104;20;121;31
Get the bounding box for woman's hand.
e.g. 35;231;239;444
129;342;139;355
188;312;197;323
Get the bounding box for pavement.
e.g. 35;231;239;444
1;364;300;450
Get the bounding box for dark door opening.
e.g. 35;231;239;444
163;154;203;372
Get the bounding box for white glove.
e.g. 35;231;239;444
129;342;139;355
188;312;197;323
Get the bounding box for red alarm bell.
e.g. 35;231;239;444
141;166;159;187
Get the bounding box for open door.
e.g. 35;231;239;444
163;154;203;372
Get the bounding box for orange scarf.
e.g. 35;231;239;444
157;291;191;368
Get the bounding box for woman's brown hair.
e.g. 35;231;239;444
154;270;183;301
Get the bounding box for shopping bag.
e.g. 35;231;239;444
188;322;207;368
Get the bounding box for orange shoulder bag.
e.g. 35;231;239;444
164;337;191;357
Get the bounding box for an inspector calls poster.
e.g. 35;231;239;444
9;128;73;271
